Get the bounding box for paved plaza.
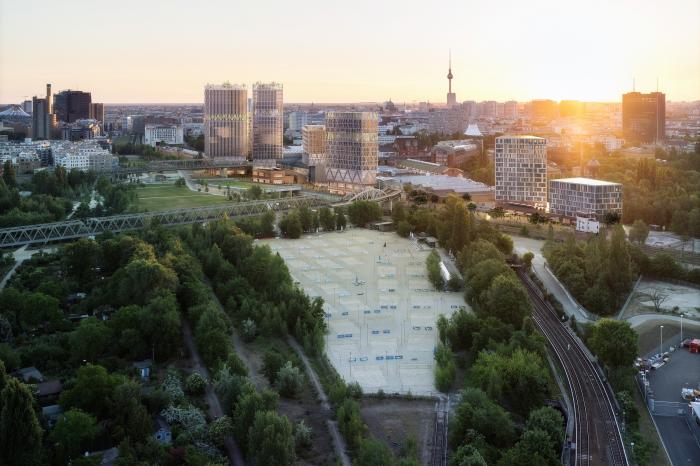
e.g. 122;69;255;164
262;229;467;395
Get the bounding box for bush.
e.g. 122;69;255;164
185;372;207;395
262;350;286;384
294;420;313;450
275;361;304;398
241;318;257;342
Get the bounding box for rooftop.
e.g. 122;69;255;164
552;177;621;186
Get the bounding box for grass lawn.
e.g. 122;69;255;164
133;184;232;211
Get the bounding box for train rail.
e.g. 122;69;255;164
517;270;628;466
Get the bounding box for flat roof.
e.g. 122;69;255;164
551;177;621;186
496;135;545;140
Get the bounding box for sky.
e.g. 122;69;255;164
1;0;699;104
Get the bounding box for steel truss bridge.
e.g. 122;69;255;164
0;196;328;248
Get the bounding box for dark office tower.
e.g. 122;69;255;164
89;103;105;122
31;97;50;139
54;90;92;123
622;92;665;144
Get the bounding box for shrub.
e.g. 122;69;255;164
294;420;313;450
275;361;304;398
185;372;207;395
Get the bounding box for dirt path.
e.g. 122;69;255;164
182;320;246;466
287;336;351;466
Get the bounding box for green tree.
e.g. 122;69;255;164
50;408;100;459
335;208;347;230
59;364;120;419
319;207;336;231
483;275;532;328
336;398;365;450
2;160;16;188
233;388;279;450
347;200;382;227
525;407;565;449
70;317;113;363
449;387;515;449
450;443;488;466
0;378;43;465
247;410;295;466
209;415;234;446
426;250;445;290
185;372;207;395
629;219;650;244
497;428;559;466
275;361;304;398
355;438;396;466
588;319;638;369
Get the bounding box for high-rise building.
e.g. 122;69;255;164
21;100;32;114
325;111;378;193
252;82;283;166
548;178;622;220
531;99;558;121
478;101;497;118
446;53;457;108
462;101;478;119
54;90;92;123
302;124;327;166
89;103;105;122
288;111;308;132
495;135;547;208
31;83;54;140
203;83;249;158
503;101;518;119
622;91;665;144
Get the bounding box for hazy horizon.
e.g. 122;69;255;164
1;0;699;104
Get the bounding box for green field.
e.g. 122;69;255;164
133;184;231;211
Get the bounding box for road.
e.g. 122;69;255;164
517;269;628;466
287;336;351;466
181;320;246;466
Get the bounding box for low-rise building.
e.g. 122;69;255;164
144;123;184;146
53;141;116;171
252;166;295;184
548;177;622;220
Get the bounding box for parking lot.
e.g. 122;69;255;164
261;229;467;395
646;348;700;465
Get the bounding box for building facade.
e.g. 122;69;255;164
324;111;378;193
495;135;547;208
144;124;184;146
622;91;665;144
89;103;105;122
54;90;92;123
53;141;115;171
548;177;622;220
252;82;283;166
302;125;326;166
204;83;249;158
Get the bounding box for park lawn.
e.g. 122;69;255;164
134;184;231;211
197;179;257;189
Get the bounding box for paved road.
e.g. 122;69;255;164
287;336;351;466
181;320;246;466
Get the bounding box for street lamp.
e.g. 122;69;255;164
680;313;684;343
660;325;664;356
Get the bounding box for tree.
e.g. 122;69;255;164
185;372;207;395
2;160;16;188
525;407;565;449
629;219;650;245
458;239;504;273
355;438;396;466
247;410;295;466
483;275;532;328
497;428;559;466
294;419;313;450
426;250;445;290
319;207;335;231
336;398;365;450
645;289;669;313
434;343;456;392
275;361;304;398
233;388;279;449
59;364;120;419
262;350;286;384
335;208;347;230
588;319;638;368
522;252;534;270
396;220;412;238
449;387;515;449
50;409;100;459
347;200;382;227
450;443;488;466
0;378;43;465
70;317;113;363
209;415;234;446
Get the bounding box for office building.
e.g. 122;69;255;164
495;135;547;208
22;100;32;114
548;177;622;220
302;125;327;166
288;111;308;132
325;112;378;193
89;103;105;122
252;82;283;166
204;83;249;158
31;83;54;140
54;90;92;123
144;123;184;146
429;108;465;135
622;91;665;144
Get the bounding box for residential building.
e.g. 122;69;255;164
503;100;518;119
478;101;497;118
144;123;184;146
204;83;249;158
54;90;92;123
495;135;547;208
288;111;308;132
52;141;116;171
622;91;665;143
548;177;623;220
252;82;283;166
324;111;378;193
429;107;465;135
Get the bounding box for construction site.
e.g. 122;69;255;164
261;229;467;395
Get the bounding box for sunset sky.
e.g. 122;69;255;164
1;0;699;104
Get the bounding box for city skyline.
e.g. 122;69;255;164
1;0;699;104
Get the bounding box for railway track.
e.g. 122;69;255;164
431;396;448;466
517;270;628;466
